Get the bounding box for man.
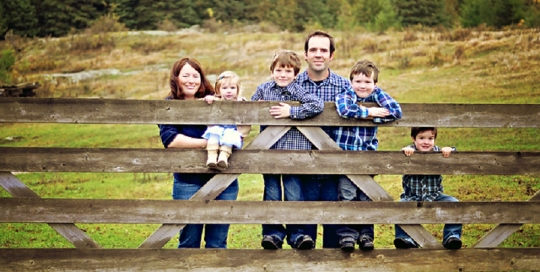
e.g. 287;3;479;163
295;30;353;248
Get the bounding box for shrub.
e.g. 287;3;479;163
0;49;16;84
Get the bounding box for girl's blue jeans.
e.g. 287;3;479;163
172;176;239;248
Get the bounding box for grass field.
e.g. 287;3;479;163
1;27;539;249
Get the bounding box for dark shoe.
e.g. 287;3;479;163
295;235;314;250
340;237;355;252
261;235;282;250
358;235;374;250
394;238;418;249
443;237;462;250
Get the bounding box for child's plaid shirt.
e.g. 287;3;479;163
334;86;402;151
251;81;324;150
400;144;457;201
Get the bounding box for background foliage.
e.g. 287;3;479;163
1;0;540;39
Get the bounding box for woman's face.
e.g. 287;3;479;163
177;63;201;99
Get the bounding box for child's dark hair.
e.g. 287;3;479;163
411;127;438;139
349;59;379;83
270;50;302;75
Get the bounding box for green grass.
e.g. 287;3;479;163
1;28;539;250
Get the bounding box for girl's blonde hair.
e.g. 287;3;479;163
214;71;243;98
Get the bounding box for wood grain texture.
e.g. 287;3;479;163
1;248;538;271
3;148;537;175
1;98;539;127
473;190;540;248
4;199;537;224
0;172;100;249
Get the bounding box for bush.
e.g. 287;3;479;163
0;49;16;84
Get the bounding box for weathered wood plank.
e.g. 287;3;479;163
5;199;537;224
1;98;539;127
139;127;287;249
0;248;538;271
298;126;442;249
0;172;101;249
473;191;540;248
2;147;539;175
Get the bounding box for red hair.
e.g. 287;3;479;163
168;57;214;100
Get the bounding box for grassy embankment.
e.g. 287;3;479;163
1;27;539;249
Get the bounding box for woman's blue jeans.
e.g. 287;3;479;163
395;193;462;243
172;175;239;248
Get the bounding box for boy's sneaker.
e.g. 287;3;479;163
340;237;356;252
394;238;418;249
295;235;314;250
261;235;282;250
443;237;462;250
358;235;374;250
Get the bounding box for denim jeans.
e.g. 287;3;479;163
262;174;305;246
395;193;462;243
172;175;239;248
336;175;375;241
301;175;341;248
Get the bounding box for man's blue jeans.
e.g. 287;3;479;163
395;193;462;243
262;174;305;246
301;175;341;248
172;175;239;248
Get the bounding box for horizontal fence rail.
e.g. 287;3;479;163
1;248;539;271
1;147;539;175
1;198;539;224
1;98;539;127
1;98;539;271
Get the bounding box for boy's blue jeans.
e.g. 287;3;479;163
172;176;239;248
336;175;375;241
395;193;463;244
262;174;306;246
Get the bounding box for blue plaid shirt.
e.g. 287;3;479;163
296;69;351;140
335;86;402;151
251;81;324;150
400;144;457;201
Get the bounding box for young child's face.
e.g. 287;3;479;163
351;72;375;98
219;80;239;101
412;130;436;151
272;64;296;87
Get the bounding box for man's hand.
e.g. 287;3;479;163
269;103;291;119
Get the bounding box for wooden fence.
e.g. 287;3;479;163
0;97;539;271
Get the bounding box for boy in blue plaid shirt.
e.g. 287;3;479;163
251;50;324;250
394;127;463;250
335;59;402;251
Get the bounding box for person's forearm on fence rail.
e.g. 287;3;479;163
167;134;207;149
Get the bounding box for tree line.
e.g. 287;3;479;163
1;0;539;38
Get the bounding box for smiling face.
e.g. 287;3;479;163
412;130;436;151
177;63;201;100
351;72;376;98
304;36;333;76
272;64;296;87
